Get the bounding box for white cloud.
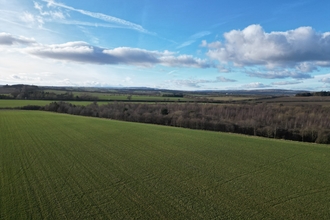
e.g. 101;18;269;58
0;48;125;87
200;40;221;49
200;40;208;47
0;32;36;45
206;24;330;78
34;1;66;20
23;40;211;68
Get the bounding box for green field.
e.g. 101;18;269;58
0;100;53;108
1;111;330;219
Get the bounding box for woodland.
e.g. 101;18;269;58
31;101;330;144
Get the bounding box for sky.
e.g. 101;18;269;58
1;0;330;90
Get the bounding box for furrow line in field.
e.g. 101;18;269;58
268;186;330;208
208;152;306;190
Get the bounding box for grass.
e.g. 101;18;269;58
1;110;330;219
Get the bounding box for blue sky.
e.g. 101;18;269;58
1;0;330;90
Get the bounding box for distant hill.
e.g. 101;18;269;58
0;84;309;96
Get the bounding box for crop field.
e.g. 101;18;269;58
1;111;330;219
0;100;54;108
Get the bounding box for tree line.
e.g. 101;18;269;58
22;101;330;144
296;91;330;97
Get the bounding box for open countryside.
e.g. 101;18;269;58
1;111;330;219
2;0;330;219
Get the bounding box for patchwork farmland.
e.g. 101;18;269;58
1;111;330;219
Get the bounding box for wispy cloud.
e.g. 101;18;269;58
247;70;312;79
52;19;123;29
167;76;236;88
20;11;44;28
273;1;310;14
177;31;211;49
42;0;155;35
216;76;236;82
34;1;65;19
319;78;330;84
167;70;178;76
0;15;29;28
271;81;302;85
0;8;58;34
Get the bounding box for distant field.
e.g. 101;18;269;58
0;100;113;108
0;100;54;108
1;111;330;219
44;89;193;101
204;96;258;101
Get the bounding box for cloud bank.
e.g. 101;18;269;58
206;24;330;66
0;32;36;45
24;41;211;68
205;25;330;79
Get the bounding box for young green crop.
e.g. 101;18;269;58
1;111;330;219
